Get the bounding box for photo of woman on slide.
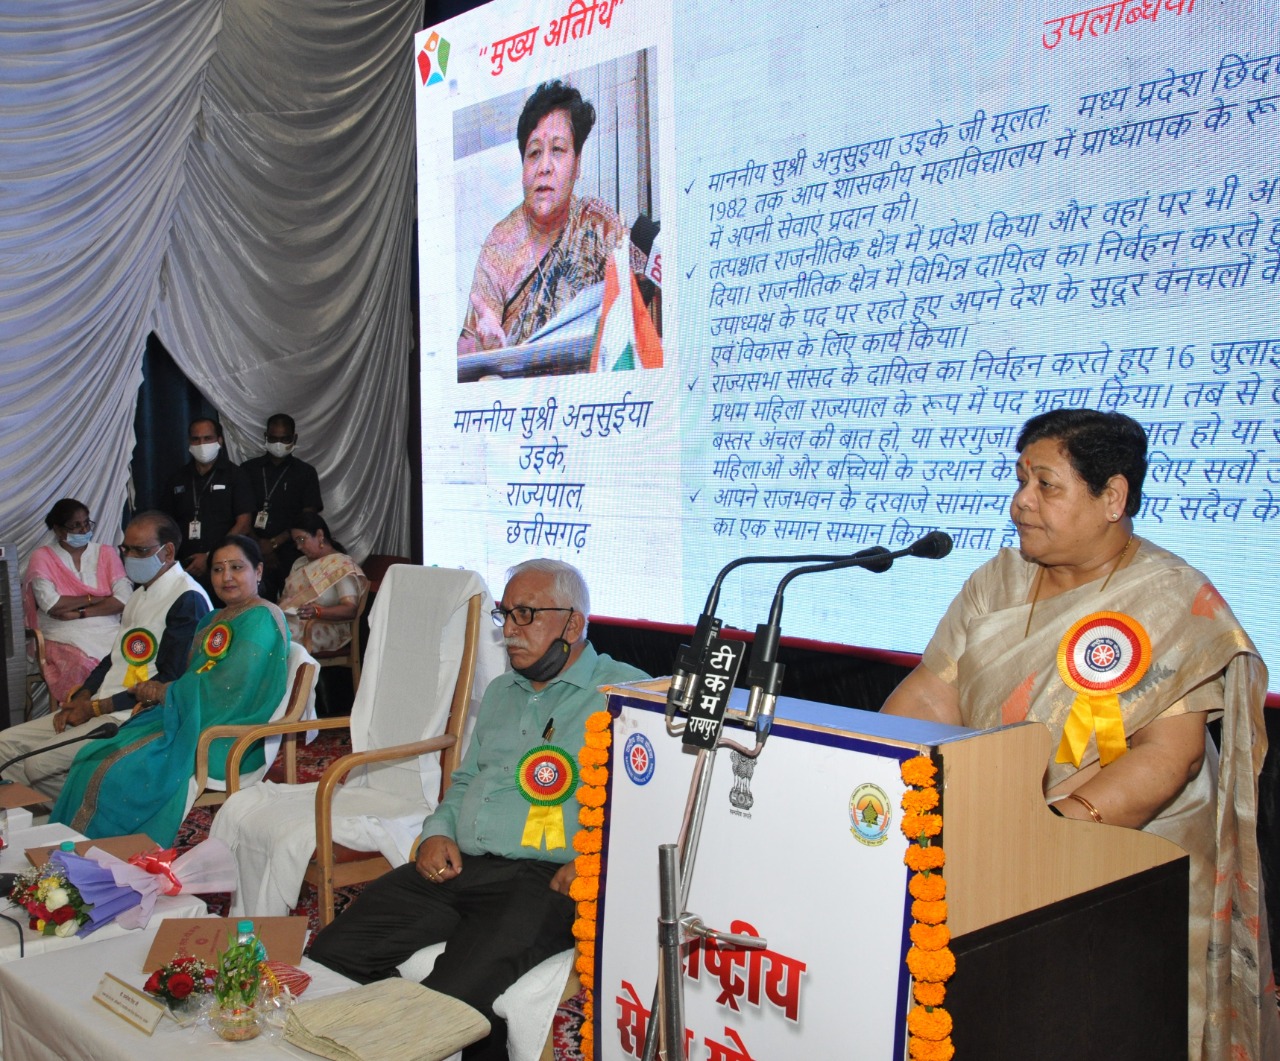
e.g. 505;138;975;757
455;69;663;381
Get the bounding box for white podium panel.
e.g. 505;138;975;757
599;690;917;1060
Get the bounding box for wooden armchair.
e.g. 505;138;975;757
218;568;493;927
188;642;318;809
308;583;370;692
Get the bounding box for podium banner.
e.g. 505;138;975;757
598;693;916;1059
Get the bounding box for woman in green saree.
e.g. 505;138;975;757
52;535;288;846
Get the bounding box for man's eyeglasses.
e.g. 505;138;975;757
63;518;97;533
119;542;162;558
490;605;573;628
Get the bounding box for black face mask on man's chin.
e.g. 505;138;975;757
512;612;574;683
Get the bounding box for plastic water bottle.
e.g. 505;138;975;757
236;918;268;962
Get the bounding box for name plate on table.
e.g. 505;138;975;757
94;972;165;1035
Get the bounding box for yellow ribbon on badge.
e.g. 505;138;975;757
1055;611;1151;768
517;745;578;852
121;628;157;688
521;804;568;850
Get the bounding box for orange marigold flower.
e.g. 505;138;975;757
579;745;609;766
902;788;939;814
579;972;594;991
913;981;946;1008
574;830;603;854
905;944;956;983
577;786;607;808
586;711;612;732
575;953;594;976
904;845;946;872
907;1005;954;1040
572;918;596;941
575;854;601;877
909;873;946;901
578;940;595;959
910;923;952;951
578;807;605;828
577;900;597;922
580;765;609;787
901;756;937;787
908;1036;955;1061
569;877;596;902
912;899;948;925
901;813;942;840
583;730;612;751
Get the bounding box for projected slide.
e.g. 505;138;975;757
415;1;1280;693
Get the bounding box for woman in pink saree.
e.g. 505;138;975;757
23;498;130;703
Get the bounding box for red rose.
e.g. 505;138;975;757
50;905;76;925
145;971;163;994
167;972;195;999
31;903;50;921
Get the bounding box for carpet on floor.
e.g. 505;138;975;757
176;725;589;1061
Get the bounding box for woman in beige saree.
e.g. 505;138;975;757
884;408;1278;1061
278;514;366;655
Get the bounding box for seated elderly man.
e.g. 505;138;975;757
308;558;647;1061
0;511;211;798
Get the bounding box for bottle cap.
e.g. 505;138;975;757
60;840;76;851
237;919;254;934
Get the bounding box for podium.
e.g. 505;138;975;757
594;680;1187;1061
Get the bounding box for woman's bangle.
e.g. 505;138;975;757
315;605;323;619
1065;791;1104;824
90;699;102;717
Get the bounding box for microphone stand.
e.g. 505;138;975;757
0;721;121;786
640;533;953;1060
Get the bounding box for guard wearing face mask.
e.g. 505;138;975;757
239;413;324;602
160;416;253;591
0;512;211;800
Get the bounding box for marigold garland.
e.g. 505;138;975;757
900;754;954;1061
570;710;613;1061
909;872;946;902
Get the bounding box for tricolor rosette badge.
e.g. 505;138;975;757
121;627;158;686
517;744;579;850
1055;611;1151;767
197;622;234;673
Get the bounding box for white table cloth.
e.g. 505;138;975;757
0;920;356;1061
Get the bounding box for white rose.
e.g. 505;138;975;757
44;888;70;912
53;918;79;937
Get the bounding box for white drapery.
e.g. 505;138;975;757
0;0;419;566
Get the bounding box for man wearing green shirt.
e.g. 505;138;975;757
309;559;647;1061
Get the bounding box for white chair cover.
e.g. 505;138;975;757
212;565;506;917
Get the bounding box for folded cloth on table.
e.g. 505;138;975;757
283;979;490;1061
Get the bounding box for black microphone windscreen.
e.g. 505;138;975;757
910;531;954;560
87;721;121;739
853;546;894;573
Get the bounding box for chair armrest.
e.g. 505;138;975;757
224;716;353;793
194;679;318;791
314;734;459;864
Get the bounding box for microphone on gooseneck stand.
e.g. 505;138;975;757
666;547;896;720
0;720;120;786
742;532;955;743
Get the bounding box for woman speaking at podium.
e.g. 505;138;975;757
883;408;1276;1060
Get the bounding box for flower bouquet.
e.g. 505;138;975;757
8;861;92;937
144;954;215;1024
45;838;237;937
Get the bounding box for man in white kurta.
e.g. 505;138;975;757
0;512;210;798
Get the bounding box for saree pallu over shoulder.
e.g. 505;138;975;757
51;601;288;847
925;539;1278;1059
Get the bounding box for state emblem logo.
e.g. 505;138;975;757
849;782;892;846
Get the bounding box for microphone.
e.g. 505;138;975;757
0;721;120;786
740;533;954;743
630;214;660;258
665;546;902;720
908;530;953;560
